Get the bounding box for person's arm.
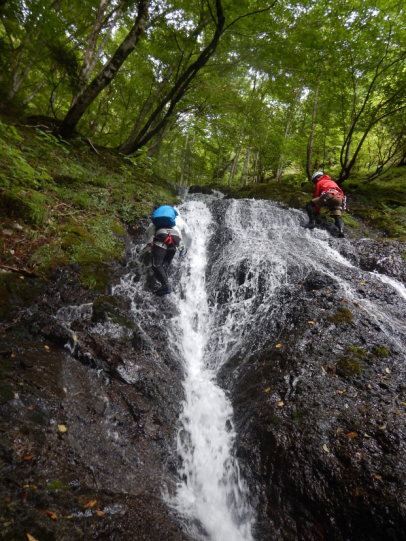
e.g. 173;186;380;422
175;215;192;249
145;223;155;245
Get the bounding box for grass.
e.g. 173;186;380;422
1;116;404;288
0;118;178;286
230;168;406;239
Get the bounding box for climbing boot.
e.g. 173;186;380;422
302;219;316;229
302;202;317;229
334;216;345;238
155;287;172;296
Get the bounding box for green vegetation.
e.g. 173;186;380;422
0;121;177;285
0;1;404;282
336;357;365;377
372;345;390;358
328;307;354;325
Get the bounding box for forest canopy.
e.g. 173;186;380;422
0;0;405;186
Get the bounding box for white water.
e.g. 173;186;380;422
54;197;405;540
170;201;254;541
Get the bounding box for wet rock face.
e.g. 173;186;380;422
220;264;405;541
0;258;189;540
337;239;406;282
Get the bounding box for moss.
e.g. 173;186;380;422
373;345;390;358
0;272;43;318
47;480;68;490
336;357;365;377
291;410;305;422
0;189;52;224
79;263;111;291
267;414;282;427
329;307;354;325
347;346;367;359
0;383;15;402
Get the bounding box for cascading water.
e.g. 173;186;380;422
169;200;254;541
53;195;405;540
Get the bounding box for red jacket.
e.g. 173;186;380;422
313;175;344;213
314;175;344;198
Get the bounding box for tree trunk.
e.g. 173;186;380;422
306;84;319;181
241;148;251;185
118;0;225;155
59;0;151;138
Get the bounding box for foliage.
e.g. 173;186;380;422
0;121;176;283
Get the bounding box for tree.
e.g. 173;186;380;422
59;0;151;138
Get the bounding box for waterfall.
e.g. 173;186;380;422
55;196;405;540
169;200;254;541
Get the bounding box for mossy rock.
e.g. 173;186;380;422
336;357;365;377
79;263;112;292
0;272;43;319
328;307;354;325
92;295;132;325
346;346;367;359
0;189;51;224
372;345;390;358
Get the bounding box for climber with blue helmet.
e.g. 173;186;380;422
145;205;191;296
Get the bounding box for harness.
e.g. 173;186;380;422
153;228;181;249
321;188;344;199
162;233;176;247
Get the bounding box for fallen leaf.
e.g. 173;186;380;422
11;352;16;358
264;387;271;393
57;424;67;433
335;428;344;434
275;343;283;348
83;499;97;509
378;424;387;430
62;515;73;519
43;510;58;520
44;345;50;350
384;368;391;374
322;444;330;453
19;276;25;280
363;433;372;438
353;487;366;497
277;400;284;407
373;474;382;480
63;387;68;394
22;455;33;461
95;509;105;517
359;281;367;286
72;334;78;342
335;389;347;394
307;321;316;324
327;365;334;372
26;534;39;541
346;432;358;438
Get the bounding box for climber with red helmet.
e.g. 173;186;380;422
303;171;346;237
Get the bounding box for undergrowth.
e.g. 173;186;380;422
0;119;177;288
232;169;406;239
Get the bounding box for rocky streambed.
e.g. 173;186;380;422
0;200;405;541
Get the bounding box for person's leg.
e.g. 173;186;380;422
303;201;318;228
326;196;345;238
151;245;169;289
333;215;345;237
163;247;176;269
